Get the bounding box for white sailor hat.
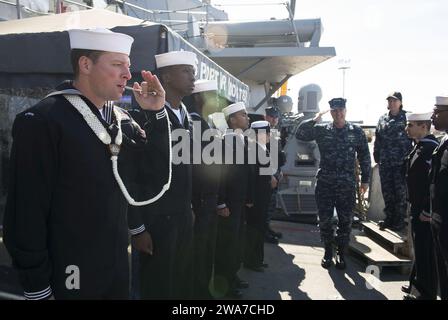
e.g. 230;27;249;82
192;80;218;94
407;112;433;121
435;96;448;108
251;120;270;132
68;28;134;55
222;102;246;118
155;51;197;69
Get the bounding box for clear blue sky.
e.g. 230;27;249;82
212;0;448;125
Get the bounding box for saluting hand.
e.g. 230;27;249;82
313;109;330;123
133;70;166;111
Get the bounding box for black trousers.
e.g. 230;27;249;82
245;189;272;267
139;211;194;299
265;187;278;227
409;212;437;299
215;200;245;295
431;215;448;300
192;195;218;299
53;253;129;299
244;206;266;268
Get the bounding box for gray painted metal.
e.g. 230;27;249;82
203;18;322;48
253;74;291;111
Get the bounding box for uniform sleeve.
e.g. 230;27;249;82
217;139;228;209
423;144;439;214
399;113;413;161
126;173;147;236
295;119;317;141
126;108;169;235
400;136;413;163
217;170;227;209
190;116;205;208
3;113;55;299
356;128;372;184
436;148;448;220
373;119;381;164
416;143;439;214
119;110;147;149
130;108;168;139
246;163;256;205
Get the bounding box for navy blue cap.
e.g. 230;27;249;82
265;107;280;118
329;98;346;109
386;91;402;101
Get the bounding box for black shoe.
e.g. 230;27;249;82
268;228;283;239
403;294;417;300
378;219;392;230
335;246;347;270
264;234;279;244
335;256;346;270
401;285;411;294
321;244;333;269
244;264;265;272
236;280;249;289
321;258;333;269
390;222;406;232
227;288;243;299
234;277;249;289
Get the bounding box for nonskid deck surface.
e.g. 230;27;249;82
237;221;407;300
0;221;407;300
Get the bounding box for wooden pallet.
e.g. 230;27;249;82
361;221;406;254
349;234;411;272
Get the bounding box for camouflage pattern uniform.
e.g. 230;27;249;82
374;109;412;228
296;120;371;246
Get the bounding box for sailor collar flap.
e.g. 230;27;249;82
44;87;173;207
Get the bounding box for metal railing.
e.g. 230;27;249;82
0;0;50;18
61;0;93;10
1;0;208;21
115;0;207;15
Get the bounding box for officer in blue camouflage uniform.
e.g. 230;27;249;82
296;98;371;269
374;92;412;231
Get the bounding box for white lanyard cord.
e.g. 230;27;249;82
111;110;172;206
64;95;172;206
